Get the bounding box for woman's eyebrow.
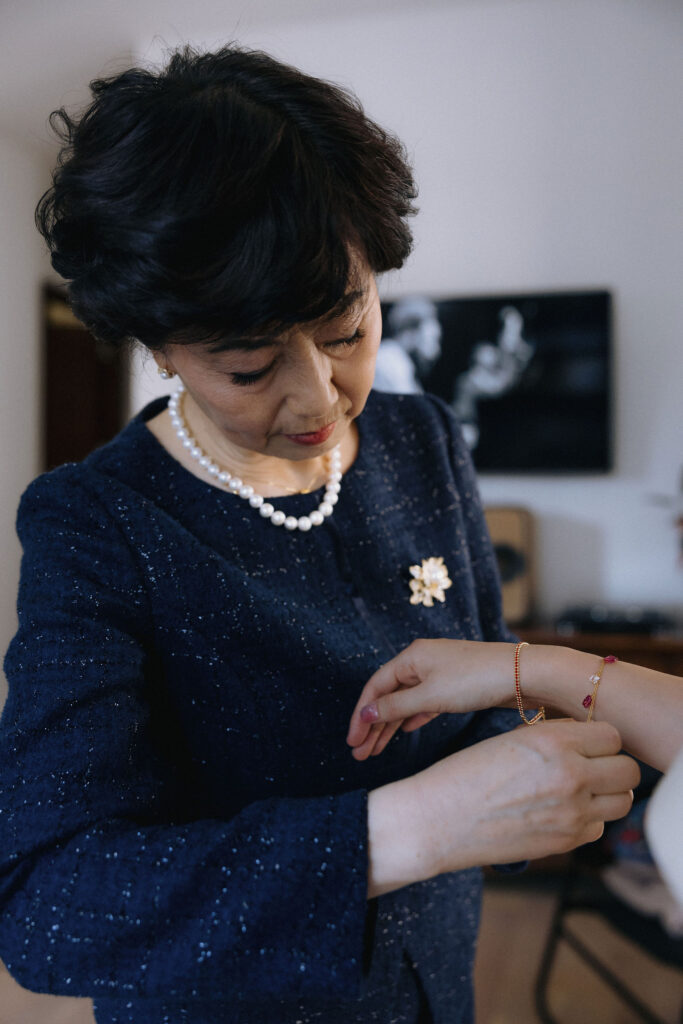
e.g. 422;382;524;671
320;288;367;322
206;289;367;353
206;334;280;353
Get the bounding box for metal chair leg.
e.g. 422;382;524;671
560;924;670;1024
536;907;676;1024
534;888;565;1024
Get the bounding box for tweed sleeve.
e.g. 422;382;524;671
0;470;370;1004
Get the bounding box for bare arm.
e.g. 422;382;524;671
347;639;683;773
523;644;683;771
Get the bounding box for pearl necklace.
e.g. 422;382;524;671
168;383;342;531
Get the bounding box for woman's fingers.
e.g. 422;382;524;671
574;719;624;758
347;686;440;752
571;722;642;793
590;790;635;823
349;721;387;760
351;721;400;760
347;653;423;746
347;643;445;749
366;720;404;758
347;639;514;753
351;713;441;761
586;750;642;795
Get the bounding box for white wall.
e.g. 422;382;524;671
0;134;51;705
135;0;680;618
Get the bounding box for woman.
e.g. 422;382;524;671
0;46;638;1024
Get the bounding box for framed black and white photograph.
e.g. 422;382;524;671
374;290;613;473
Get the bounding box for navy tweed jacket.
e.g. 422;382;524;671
1;390;518;1023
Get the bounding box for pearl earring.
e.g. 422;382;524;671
158;367;174;380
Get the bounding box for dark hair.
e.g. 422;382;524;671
36;45;418;350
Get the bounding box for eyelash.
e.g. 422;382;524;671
230;329;365;387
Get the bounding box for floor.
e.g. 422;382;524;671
1;881;682;1023
474;882;683;1023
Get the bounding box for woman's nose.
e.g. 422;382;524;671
287;349;339;416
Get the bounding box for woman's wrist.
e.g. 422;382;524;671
520;643;599;717
366;776;435;899
518;644;683;771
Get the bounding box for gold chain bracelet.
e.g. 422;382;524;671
514;641;546;725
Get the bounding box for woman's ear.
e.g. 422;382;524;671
152;353;176;379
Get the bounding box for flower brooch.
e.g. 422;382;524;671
409;557;453;607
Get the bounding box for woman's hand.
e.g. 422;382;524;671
347;638;515;760
366;719;640;896
414;719;640;873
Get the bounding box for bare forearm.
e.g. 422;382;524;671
366;756;519;899
524;645;683;772
366;778;433;898
366;761;510;899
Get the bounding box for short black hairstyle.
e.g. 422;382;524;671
36;45;418;350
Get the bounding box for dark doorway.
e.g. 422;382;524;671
43;286;129;471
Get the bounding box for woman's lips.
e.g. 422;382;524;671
284;422;336;446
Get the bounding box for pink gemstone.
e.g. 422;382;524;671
605;655;618;663
582;695;593;709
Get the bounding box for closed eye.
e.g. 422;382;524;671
229;329;365;385
325;328;365;349
230;363;274;386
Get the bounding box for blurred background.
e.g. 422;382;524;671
1;0;681;1021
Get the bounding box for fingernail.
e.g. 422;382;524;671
360;704;379;723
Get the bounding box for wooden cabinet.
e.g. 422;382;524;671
44;287;129;471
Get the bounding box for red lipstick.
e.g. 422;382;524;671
284;422;336;446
